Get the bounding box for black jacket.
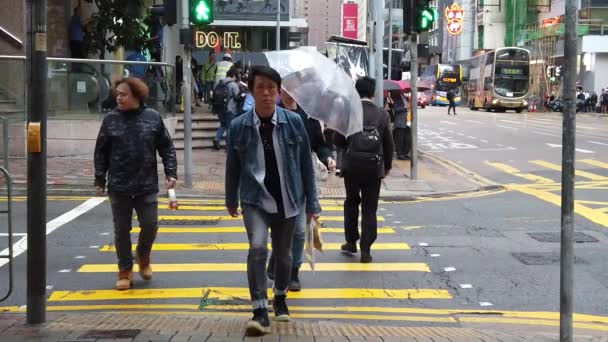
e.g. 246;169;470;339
94;106;178;196
280;103;333;167
334;100;394;177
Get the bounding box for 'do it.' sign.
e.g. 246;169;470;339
195;31;242;49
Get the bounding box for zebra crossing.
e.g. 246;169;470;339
43;198;455;317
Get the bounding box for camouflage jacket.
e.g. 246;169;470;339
94;106;178;195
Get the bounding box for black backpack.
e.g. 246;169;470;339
345;125;383;177
211;80;234;114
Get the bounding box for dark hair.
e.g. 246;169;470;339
248;66;281;91
226;66;238;79
115;77;149;103
355;76;376;99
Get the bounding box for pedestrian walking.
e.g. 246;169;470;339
201;52;218;104
447;89;457;115
392;93;410;160
265;88;336;292
215;53;234;85
334;76;394;263
602;90;608;113
590;91;598;112
94;77;178;291
68;6;86;59
225;66;322;335
212;67;241;150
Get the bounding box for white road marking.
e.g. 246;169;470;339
100;232;110;236
430;254;441;257
74;256;86;259
440;121;457;125
443;267;456;272
418;243;429;247
479;147;518;151
589;141;608;146
386;214;394;217
466;120;484;124
58;269;71;273
0;197;106;269
0;233;26;237
459;284;473;289
89;245;100;249
46;285;54;290
500;119;523;125
498;125;518;130
480;139;489;143
534;131;561;137
457;133;465;136
479;302;494;307
467;136;477;139
546;143;595;154
393;221;402;224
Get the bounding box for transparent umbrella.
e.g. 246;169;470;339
264;48;363;136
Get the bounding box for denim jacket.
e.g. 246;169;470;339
225;107;322;215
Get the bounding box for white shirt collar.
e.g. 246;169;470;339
361;98;375;104
253;106;278;125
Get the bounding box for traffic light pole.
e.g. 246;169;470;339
560;1;577;341
182;0;193;188
409;32;418;180
373;0;384;107
26;0;48;324
276;0;280;51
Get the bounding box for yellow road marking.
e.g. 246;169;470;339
580;159;608;170
575;200;608;206
485;162;554;183
459;316;608;332
78;262;430;273
531;160;607;181
510;184;608;228
3;304;608;325
155;215;384;222
132;227;396;234
165;205;344;212
99;242;410;252
48;287;451;301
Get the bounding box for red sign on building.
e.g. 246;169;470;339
342;3;358;39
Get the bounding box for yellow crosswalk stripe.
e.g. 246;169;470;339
163;205;344;211
132;227;396;234
78;262;430;273
531;160;607;181
99;242;410;252
158;199;343;205
485;162;554;183
155;215;385;222
580;159;608;170
48;287;452;301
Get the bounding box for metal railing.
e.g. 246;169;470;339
0;167;13;302
0;116;8;172
0;55;176;119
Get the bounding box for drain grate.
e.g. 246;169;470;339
157;219;220;226
80;329;141;339
528;232;598;243
512;252;586;265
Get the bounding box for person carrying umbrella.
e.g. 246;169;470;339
265;88;336;292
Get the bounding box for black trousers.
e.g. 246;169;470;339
448;101;457;114
344;173;382;253
110;193;159;271
393;127;411;158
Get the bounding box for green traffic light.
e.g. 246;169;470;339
420;9;434;29
195;1;211;21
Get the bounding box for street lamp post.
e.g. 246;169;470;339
560;1;577;341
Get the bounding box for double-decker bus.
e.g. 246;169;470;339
465;47;530;113
421;64;463;106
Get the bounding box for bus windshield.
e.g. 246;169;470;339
494;62;529;97
436;65;461;93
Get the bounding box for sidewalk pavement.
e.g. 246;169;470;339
2;312;607;342
0;148;497;199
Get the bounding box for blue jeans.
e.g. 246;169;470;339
215;111;235;142
242;205;296;310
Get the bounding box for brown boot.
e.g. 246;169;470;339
136;253;153;281
116;269;133;291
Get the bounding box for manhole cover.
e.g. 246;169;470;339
528;232;598;243
157;219;219;226
80;329;140;339
512;253;586;265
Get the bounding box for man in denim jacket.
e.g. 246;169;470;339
225;66;322;336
